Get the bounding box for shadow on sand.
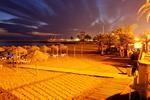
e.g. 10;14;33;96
106;91;147;100
0;87;19;100
102;56;130;64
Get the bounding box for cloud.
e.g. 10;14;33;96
0;31;29;37
0;27;32;37
91;18;100;26
0;0;146;37
31;32;61;36
0;0;100;33
0;21;38;29
0;11;16;20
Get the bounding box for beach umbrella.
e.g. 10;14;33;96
50;45;59;55
11;46;27;59
31;46;40;51
22;45;30;49
5;46;16;51
40;45;51;53
32;50;49;61
0;47;5;52
27;45;40;54
59;44;68;55
15;46;28;54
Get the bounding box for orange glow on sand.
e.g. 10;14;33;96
0;43;133;99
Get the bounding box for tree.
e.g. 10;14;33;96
110;32;120;47
94;33;107;54
113;26;134;46
94;33;119;47
84;34;92;41
112;25;134;56
77;32;92;41
70;36;74;40
138;0;150;22
77;31;86;41
94;32;120;54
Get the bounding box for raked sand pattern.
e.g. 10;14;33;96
0;67;132;100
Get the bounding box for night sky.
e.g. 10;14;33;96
0;0;149;40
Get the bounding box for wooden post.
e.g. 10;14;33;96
81;43;83;56
74;45;76;56
66;47;68;56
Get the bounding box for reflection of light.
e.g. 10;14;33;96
147;34;150;39
74;38;80;41
134;42;142;48
0;28;7;32
135;38;140;41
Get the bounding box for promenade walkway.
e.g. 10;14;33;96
20;54;131;78
0;54;133;99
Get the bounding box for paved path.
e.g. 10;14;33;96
19;55;131;78
0;55;133;99
0;67;132;100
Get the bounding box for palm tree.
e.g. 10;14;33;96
138;0;150;22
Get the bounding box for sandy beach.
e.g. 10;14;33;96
0;43;134;99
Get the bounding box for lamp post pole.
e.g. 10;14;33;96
102;24;105;34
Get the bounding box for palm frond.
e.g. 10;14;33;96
138;4;147;14
146;11;150;22
147;0;150;3
138;0;150;22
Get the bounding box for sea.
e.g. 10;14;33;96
0;40;77;46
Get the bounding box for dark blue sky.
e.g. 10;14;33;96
0;0;149;40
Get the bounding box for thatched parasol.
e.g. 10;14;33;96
0;47;5;52
32;50;49;61
40;45;51;53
